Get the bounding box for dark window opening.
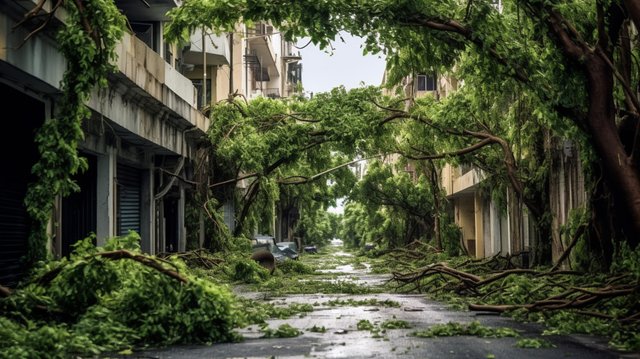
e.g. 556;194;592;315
417;74;436;91
192;79;211;109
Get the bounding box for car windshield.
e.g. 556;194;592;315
277;242;297;250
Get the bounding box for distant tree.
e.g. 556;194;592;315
199;87;394;245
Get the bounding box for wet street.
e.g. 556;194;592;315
133;250;637;359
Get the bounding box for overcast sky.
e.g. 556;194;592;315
297;33;387;95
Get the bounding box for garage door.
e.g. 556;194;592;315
117;163;142;236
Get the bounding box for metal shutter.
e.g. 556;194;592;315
61;154;97;256
117;164;142;236
0;184;29;286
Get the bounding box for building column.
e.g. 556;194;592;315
96;147;116;246
140;161;155;254
474;192;484;259
178;184;186;252
489;201;500;256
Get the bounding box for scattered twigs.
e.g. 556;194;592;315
469;283;638;320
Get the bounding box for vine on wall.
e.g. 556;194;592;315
24;0;125;265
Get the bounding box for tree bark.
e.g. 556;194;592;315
428;162;443;250
584;55;640;247
543;6;640;247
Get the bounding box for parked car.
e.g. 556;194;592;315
251;235;287;264
276;241;299;260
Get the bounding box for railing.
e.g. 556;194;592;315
264;88;280;98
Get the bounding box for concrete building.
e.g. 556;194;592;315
0;2;304;286
384;69;586;262
180;21;302;109
0;0;216;285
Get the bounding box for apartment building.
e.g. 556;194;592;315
384;70;587;263
0;2;305;285
0;0;211;286
180;21;302;108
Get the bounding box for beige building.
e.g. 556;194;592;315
179;22;302;109
0;1;302;285
384;69;586;263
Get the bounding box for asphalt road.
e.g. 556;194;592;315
129;252;639;359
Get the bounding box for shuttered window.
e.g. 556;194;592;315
117;164;142;236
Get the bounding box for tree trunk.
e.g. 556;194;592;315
590;173;615;270
429;162;443;250
585;55;640;247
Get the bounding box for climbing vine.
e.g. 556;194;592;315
23;0;125;265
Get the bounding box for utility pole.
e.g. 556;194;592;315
228;32;233;93
202;27;206;108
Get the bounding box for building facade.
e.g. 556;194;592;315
0;1;305;285
0;0;209;285
385;70;587;263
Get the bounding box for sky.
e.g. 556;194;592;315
297;33;387;95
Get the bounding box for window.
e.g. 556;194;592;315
192;79;211;109
130;22;160;52
417;74;436;91
287;62;302;84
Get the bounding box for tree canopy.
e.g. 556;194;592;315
167;0;640;265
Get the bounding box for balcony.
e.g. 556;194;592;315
264;88;280;98
246;23;279;79
85;31;209;156
114;0;180;21
451;168;485;197
182;29;230;67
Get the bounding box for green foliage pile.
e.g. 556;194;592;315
356;319;411;339
308;325;327;333
231;256;271;283
515;338;555;349
237;298;314;325
324;298;401;308
161;245;270;285
356;319;375;331
276;260;315;275
411;321;519;339
260;323;301;338
0;233;241;357
256;276;377;296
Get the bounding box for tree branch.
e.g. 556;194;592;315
550;223;587;272
399;16;530;83
209;172;259;188
278;155;381;185
97;250;188;283
400;138;494;160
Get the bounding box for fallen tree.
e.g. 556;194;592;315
0;233;242;357
384;240;640;351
